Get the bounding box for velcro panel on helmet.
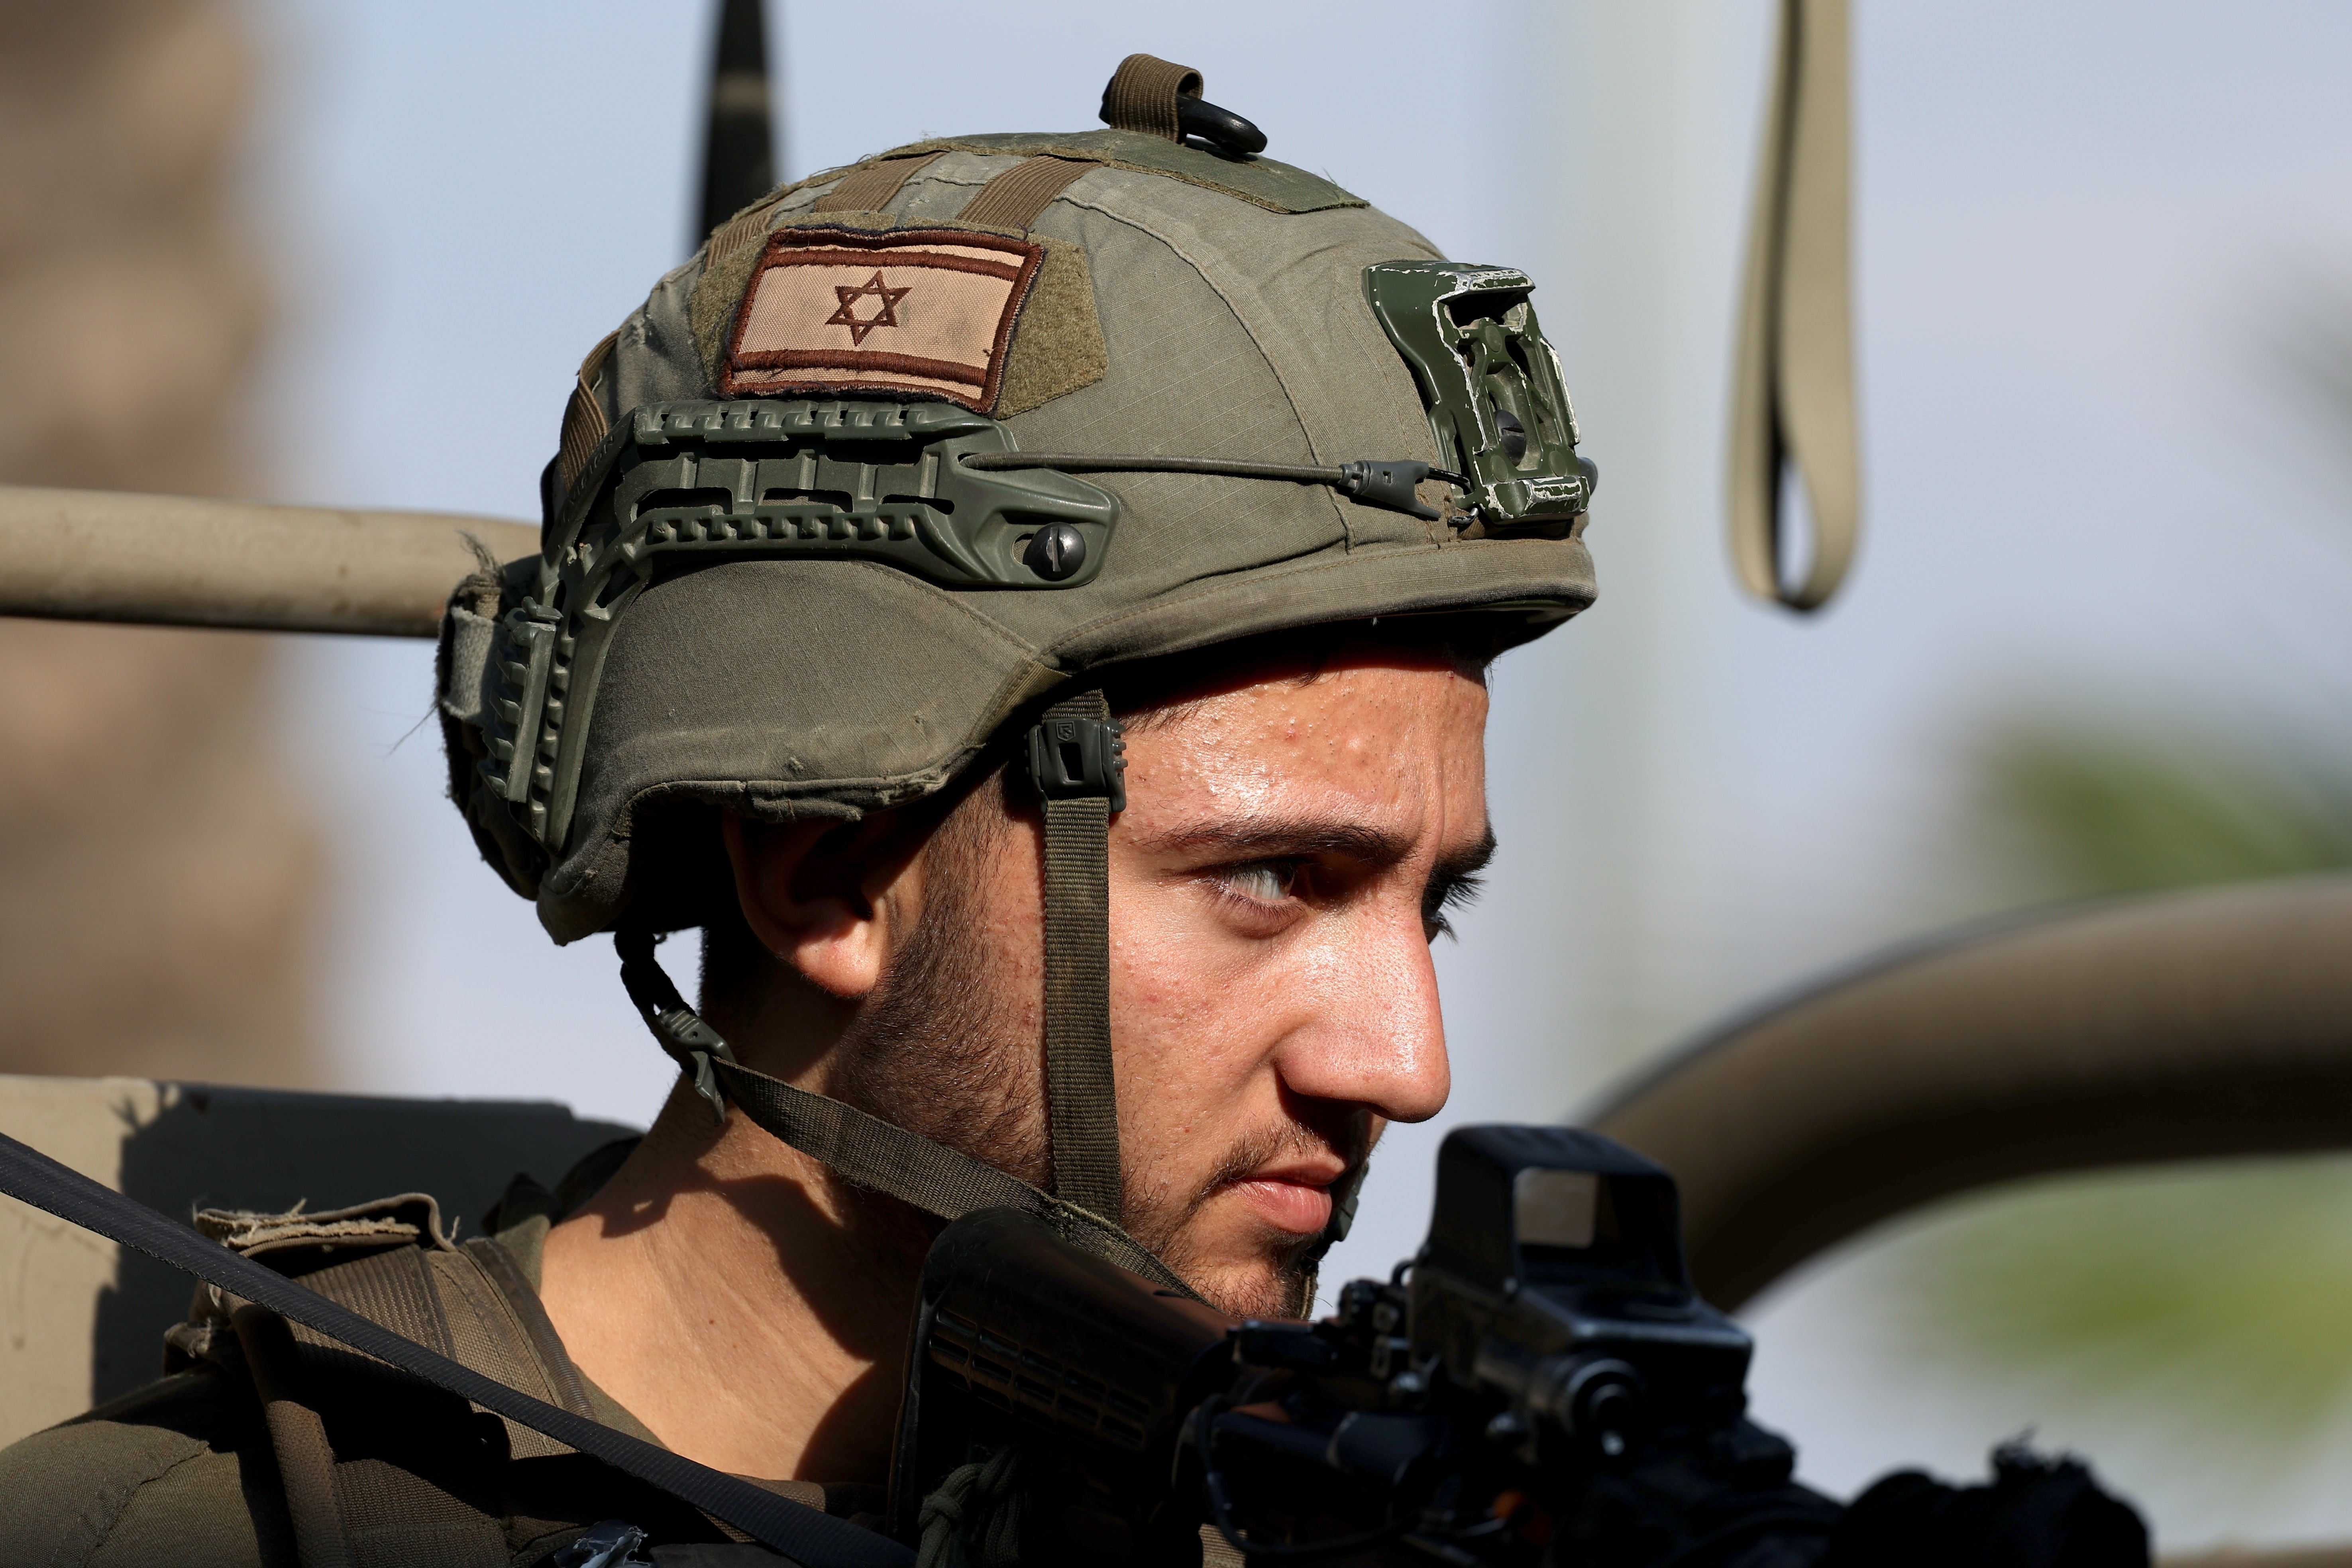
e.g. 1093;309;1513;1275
875;128;1365;215
688;213;1108;420
722;226;1043;413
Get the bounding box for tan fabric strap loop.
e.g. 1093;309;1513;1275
554;329;620;495
811;149;945;215
706;199;779;269
1728;0;1860;612
956;155;1101;231
1099;52;1202;143
230;1254;513;1568
233;1305;355;1568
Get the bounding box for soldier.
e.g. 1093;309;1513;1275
0;53;1606;1564
0;50;2159;1568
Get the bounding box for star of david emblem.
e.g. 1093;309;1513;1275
825;271;910;345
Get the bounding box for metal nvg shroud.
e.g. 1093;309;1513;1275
1365;261;1596;531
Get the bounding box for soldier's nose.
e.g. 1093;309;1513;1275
1276;913;1451;1125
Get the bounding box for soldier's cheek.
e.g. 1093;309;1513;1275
1107;895;1321;1122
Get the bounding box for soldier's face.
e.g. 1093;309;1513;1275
840;646;1492;1317
1101;648;1492;1315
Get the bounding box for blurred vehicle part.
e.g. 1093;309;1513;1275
0;1072;636;1444
695;0;778;243
1728;0;1860;611
0;0;322;1084
1590;875;2352;1311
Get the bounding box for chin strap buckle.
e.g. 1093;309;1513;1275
616;928;738;1123
1026;707;1127;813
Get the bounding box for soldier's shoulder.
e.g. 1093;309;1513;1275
0;1362;292;1567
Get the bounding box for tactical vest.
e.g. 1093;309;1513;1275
169;1186;834;1566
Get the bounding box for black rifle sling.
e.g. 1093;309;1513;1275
0;1129;913;1568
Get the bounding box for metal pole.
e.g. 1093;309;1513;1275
0;484;536;638
695;0;778;245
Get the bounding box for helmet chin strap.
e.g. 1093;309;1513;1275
614;917;1188;1294
1023;689;1128;1219
615;681;1359;1299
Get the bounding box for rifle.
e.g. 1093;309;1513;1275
887;1125;2148;1568
0;1113;2146;1567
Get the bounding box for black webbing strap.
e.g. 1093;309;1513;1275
1027;690;1127;1221
710;1057;1184;1293
614;928;1188;1294
619;926;739;1122
0;1129;912;1568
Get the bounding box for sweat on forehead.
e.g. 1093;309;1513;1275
1103;619;1498;735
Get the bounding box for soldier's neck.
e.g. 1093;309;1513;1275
538;1075;934;1484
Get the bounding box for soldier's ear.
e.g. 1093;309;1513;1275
721;810;924;1000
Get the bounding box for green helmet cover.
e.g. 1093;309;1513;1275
437;126;1598;943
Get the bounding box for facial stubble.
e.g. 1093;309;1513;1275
829;800;1349;1319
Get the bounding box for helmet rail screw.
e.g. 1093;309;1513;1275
1024;522;1087;581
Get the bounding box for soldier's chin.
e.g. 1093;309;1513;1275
1166;1226;1322;1320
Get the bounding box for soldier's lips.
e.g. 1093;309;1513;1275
1227;1163;1342;1235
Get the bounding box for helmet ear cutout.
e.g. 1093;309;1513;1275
606;688;1139;1236
611;890;1190;1294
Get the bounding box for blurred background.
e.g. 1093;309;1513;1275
5;0;2350;1552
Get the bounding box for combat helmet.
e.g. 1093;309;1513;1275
436;54;1600;1283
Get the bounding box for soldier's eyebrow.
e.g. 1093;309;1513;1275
1130;817;1417;867
1129;817;1498;893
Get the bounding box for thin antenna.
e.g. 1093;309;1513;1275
695;0;778;247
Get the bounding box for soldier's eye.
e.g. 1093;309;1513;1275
1220;862;1301;904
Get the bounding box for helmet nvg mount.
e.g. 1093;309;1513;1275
437;53;1598;1280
